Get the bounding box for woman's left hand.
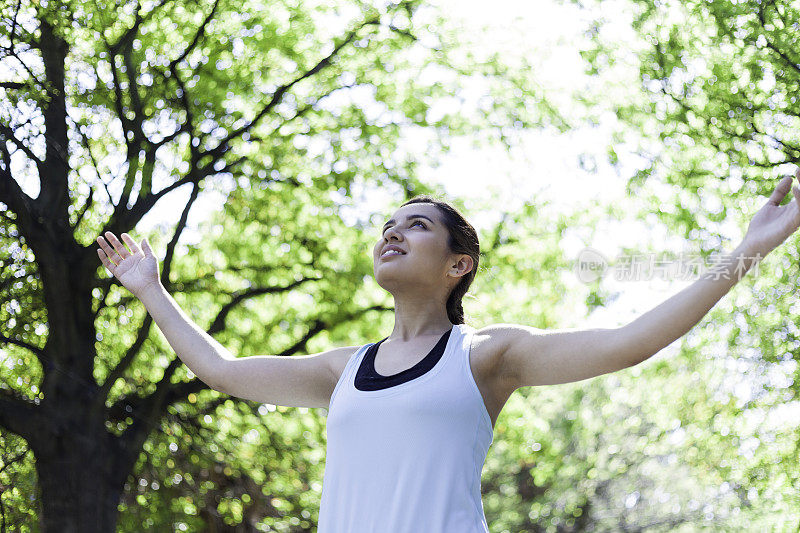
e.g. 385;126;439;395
742;167;800;258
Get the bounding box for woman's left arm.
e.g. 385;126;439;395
494;170;800;389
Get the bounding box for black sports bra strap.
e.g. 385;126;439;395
354;328;453;391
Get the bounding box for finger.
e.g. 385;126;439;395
792;185;800;225
121;233;142;256
97;247;116;272
141;237;153;257
104;231;130;259
98;245;121;267
96;236;119;264
766;175;793;206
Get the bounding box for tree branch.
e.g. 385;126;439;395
757;3;800;76
166;0;221;73
115;372;210;465
207;276;323;335
0;389;40;441
73;119;115;205
97;313;154;404
90;6;395;251
72;186;93;229
159;182;200;288
98;62;203;237
277;304;392;357
0;139;40;242
33;19;70;219
0;120;44;164
0;41;49;96
95;178;201;404
198;16;380;166
0;332;45;360
651;38;800;162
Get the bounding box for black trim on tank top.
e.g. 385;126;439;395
354;327;454;391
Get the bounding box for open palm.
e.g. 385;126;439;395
743;168;800;257
96;232;161;297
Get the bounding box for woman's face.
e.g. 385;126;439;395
373;203;462;295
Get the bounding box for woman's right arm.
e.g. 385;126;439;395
97;231;355;408
138;284;356;408
136;282;237;393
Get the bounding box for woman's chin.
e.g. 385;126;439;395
374;272;416;292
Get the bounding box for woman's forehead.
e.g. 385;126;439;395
387;202;438;220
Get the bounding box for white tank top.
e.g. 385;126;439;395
318;323;494;533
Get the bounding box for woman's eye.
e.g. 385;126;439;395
381;221;425;237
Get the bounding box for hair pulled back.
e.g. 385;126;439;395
400;195;480;324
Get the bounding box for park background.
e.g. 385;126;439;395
1;0;799;530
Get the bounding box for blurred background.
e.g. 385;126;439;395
1;0;799;530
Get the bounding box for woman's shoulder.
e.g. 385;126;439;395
468;323;547;377
467;323;522;372
466;323;528;412
470;322;544;350
326;344;365;383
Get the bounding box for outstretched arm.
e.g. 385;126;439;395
493;169;800;389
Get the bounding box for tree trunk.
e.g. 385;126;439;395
32;414;126;533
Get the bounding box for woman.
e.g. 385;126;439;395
96;170;800;532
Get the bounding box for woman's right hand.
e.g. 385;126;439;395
96;231;162;298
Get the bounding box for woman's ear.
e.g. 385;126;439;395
448;255;474;279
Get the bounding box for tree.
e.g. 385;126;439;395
0;0;562;530
566;0;800;526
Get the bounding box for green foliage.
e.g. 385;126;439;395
554;0;800;527
0;432;37;532
7;0;799;529
1;0;567;530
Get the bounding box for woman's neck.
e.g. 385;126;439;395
389;295;452;341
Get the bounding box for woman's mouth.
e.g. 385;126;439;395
380;249;406;260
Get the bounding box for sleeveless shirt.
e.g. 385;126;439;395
318;323;494;533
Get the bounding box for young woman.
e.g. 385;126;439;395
96;170;800;532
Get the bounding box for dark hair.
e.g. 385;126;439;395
400;195;480;324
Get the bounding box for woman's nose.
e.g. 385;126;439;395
383;226;403;241
383;228;403;242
